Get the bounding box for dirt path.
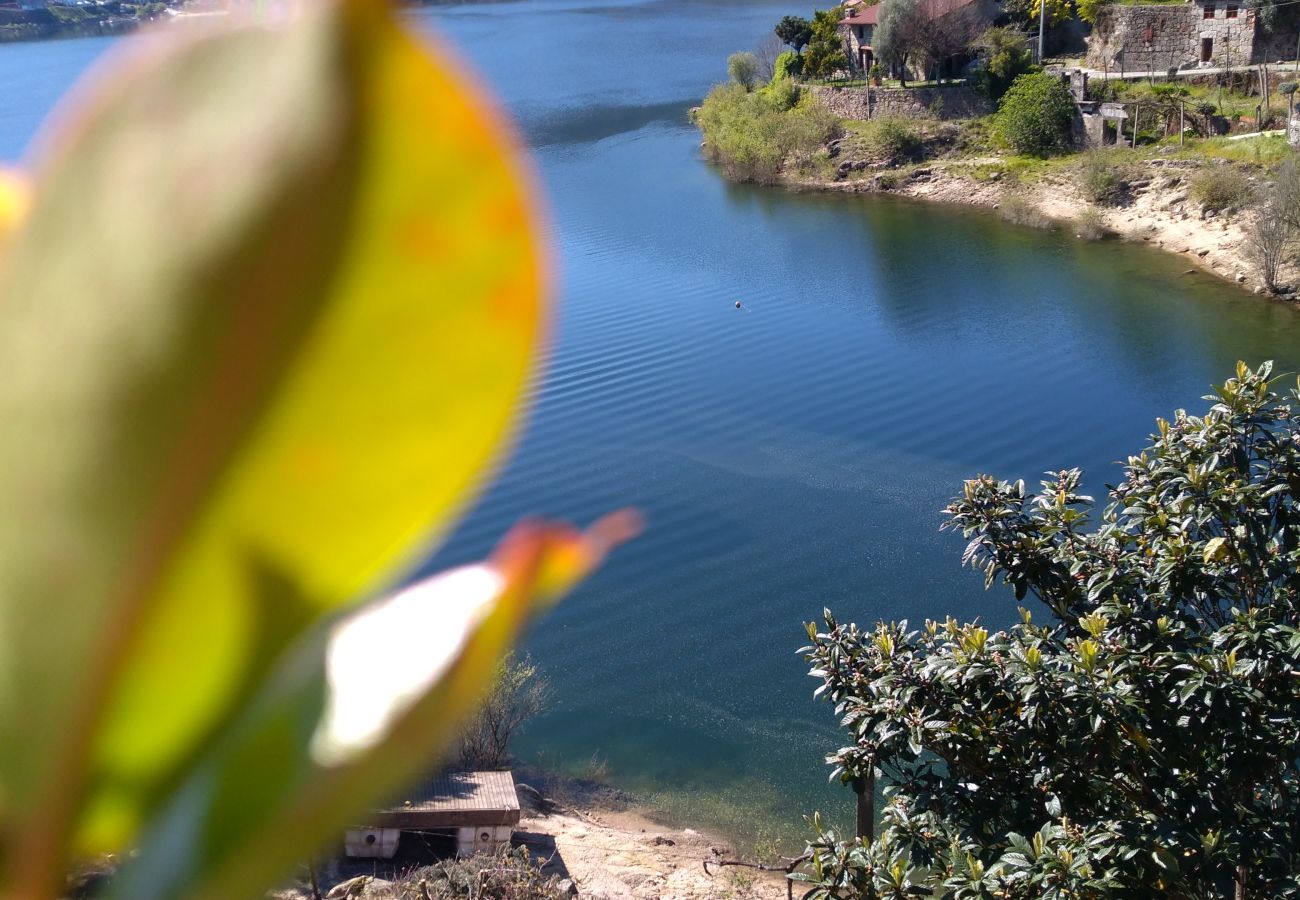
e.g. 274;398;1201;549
518;804;790;900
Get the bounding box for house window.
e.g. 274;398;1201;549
1203;4;1215;18
1226;4;1238;16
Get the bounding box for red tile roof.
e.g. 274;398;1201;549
842;0;983;26
840;3;880;25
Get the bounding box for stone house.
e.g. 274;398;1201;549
840;0;881;73
1086;0;1264;71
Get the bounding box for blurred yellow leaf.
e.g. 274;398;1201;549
0;0;546;888
0;169;29;238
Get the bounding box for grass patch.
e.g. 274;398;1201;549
859;117;922;164
1175;134;1290;167
1076;152;1131;204
1189;166;1255;210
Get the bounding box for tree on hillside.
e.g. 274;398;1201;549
925;3;988;82
775;14;814;56
873;0;930;86
874;0;984;85
797;362;1300;898
803;7;850;79
755;33;787;82
728;51;760;91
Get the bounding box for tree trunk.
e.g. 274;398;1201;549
1236;862;1247;900
853;770;875;844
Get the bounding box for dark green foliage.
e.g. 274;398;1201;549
799;363;1300;898
775;14;814;55
774;50;803;81
804;7;849;79
1281;82;1299;97
995;71;1074;156
972;27;1035;101
1248;0;1300;33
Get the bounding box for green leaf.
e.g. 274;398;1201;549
0;0;546;888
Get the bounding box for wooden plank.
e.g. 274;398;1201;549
361;771;521;829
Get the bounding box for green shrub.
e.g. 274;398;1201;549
1190;166;1254;210
996;71;1075;157
762;76;801;111
864;117;922;164
876;171;901;190
1076;151;1125;204
773;49;802;82
695;82;837;183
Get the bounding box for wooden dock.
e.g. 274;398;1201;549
368;770;521;830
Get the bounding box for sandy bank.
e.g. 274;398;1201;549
513;795;789;899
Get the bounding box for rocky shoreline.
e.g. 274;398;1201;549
787;151;1284;297
0;7;143;44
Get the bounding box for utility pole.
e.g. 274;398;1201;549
1038;0;1046;64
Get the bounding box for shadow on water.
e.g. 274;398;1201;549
528;99;697;147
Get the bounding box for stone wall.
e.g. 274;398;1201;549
807;84;993;120
1085;2;1258;71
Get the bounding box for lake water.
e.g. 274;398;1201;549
6;0;1300;847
